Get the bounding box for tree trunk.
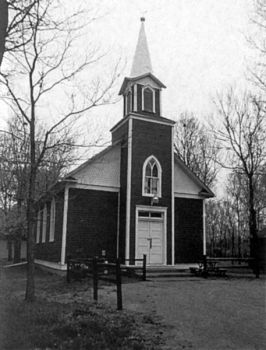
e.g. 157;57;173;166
25;114;36;301
248;176;259;277
14;199;23;263
0;0;8;68
25;166;36;301
231;227;235;257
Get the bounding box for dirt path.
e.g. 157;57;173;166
100;276;266;350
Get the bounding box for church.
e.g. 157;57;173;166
35;18;214;270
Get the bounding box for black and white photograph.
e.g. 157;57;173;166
0;1;265;349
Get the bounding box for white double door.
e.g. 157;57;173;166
137;217;164;265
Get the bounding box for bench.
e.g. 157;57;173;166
190;263;227;278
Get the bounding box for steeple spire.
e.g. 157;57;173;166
130;17;153;77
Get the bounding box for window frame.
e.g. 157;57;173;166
41;205;47;243
142;155;162;197
142;85;155;113
49;198;56;242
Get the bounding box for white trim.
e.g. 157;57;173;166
125;118;133;263
171;127;175;266
116;191;120;258
135;205;167;266
35;259;67;271
131;114;174;126
159;89;162;115
142;85;155;113
41;205;47;243
203;199;206;255
142;155;162;197
70;183;119;192
133;84;137;112
49;198;56;242
174;192;206;199
110;114;175;134
61;185;69;265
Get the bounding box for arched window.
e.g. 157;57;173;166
142;156;162;197
142;86;155;112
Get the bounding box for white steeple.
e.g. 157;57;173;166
130;17;153;77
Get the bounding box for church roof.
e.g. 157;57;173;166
130;17;153;77
119;18;166;95
174;155;215;198
118;73;166;95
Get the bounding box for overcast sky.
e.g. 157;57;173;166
91;0;254;122
0;0;255;136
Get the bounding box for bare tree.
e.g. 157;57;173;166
215;90;266;276
0;0;41;67
249;0;266;93
174;112;221;188
0;114;77;263
0;0;119;300
0;0;8;66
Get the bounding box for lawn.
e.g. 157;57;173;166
0;263;163;350
1;262;265;350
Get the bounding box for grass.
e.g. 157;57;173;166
0;264;163;350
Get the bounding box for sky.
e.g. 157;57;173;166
0;0;255;128
0;0;257;193
87;0;254;126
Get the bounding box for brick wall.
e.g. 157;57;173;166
175;198;203;263
66;188;118;259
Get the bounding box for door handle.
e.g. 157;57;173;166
147;238;152;249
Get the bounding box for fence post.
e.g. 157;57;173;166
142;254;146;281
203;254;208;278
93;257;98;302
66;258;70;283
66;255;72;283
116;258;122;310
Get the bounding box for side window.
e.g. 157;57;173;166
42;205;47;243
142;86;154;112
49;198;56;242
142;156;162;197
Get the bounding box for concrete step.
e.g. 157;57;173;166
146;271;192;279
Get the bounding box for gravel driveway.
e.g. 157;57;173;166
100;276;266;350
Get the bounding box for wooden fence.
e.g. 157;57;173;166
66;255;147;310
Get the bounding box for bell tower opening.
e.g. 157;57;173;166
142;86;154;113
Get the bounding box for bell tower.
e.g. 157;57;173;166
119;17;166;118
112;18;175;266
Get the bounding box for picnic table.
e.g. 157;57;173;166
190;259;227;278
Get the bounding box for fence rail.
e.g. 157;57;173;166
66;255;147;310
